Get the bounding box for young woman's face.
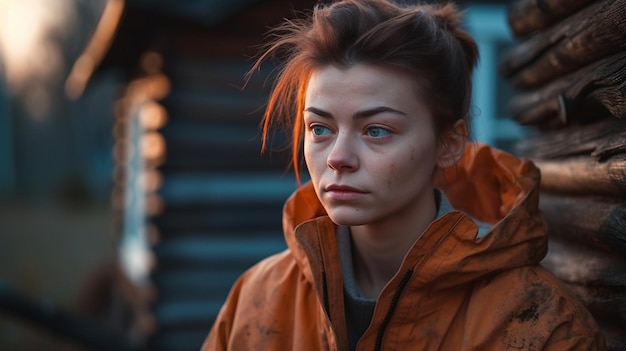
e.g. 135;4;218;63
303;64;445;227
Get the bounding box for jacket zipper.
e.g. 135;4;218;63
374;268;414;351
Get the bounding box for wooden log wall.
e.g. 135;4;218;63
501;0;626;349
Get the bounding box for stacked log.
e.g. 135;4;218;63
501;0;626;349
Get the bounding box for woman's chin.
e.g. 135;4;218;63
326;210;370;227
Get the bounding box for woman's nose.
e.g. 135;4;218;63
327;132;358;172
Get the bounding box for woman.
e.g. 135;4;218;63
202;0;605;350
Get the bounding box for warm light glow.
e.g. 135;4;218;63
141;131;166;161
143;170;163;193
139;101;168;130
0;0;76;118
127;74;171;102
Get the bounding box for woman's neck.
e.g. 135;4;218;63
349;195;438;298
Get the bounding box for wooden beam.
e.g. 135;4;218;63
514;118;626;160
509;51;626;126
540;194;626;256
500;0;626;89
542;238;626;286
507;0;595;38
532;155;626;197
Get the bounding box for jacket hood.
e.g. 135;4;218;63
281;143;548;290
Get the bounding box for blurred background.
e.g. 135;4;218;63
0;0;119;350
0;0;520;350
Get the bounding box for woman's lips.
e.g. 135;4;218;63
325;185;367;201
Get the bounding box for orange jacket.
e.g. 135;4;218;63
202;143;605;350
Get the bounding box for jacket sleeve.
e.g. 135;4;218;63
466;266;606;351
200;274;247;351
534;277;606;350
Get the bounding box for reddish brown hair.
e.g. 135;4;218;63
250;0;479;182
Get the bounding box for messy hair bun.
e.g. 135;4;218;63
427;3;479;71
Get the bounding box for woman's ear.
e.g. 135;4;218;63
436;119;467;168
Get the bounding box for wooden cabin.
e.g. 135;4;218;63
500;0;626;349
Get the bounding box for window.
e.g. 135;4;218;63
464;5;526;152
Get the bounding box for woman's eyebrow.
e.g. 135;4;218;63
304;106;332;118
304;106;407;119
353;106;407;119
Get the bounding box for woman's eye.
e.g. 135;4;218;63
311;125;331;136
366;126;390;138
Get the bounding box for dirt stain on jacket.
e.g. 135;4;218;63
515;302;539;323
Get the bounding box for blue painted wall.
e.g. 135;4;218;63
465;4;526;151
